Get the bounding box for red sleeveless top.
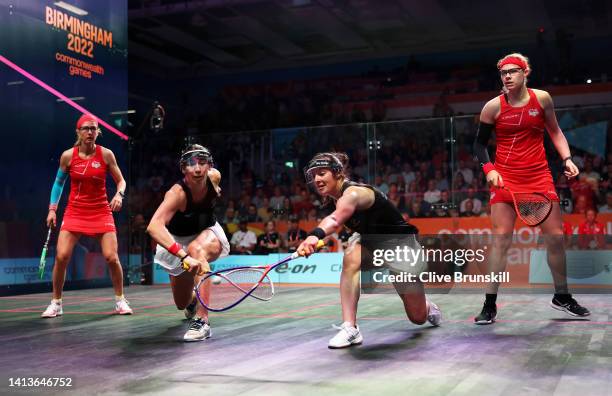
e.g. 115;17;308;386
61;145;115;235
491;89;557;201
67;145;109;208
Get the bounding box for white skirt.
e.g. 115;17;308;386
154;222;230;276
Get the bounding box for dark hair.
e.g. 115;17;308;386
310;152;349;172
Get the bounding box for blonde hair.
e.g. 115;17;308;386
497;52;531;73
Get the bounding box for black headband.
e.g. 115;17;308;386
180;148;213;166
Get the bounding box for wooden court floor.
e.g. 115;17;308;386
1;286;611;396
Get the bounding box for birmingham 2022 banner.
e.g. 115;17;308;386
0;1;127;285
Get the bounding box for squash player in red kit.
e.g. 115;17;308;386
42;114;132;318
472;53;590;324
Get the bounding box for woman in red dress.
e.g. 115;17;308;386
473;53;590;324
42;114;132;318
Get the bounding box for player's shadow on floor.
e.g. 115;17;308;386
124;323;189;347
549;318;591;322
346;328;433;360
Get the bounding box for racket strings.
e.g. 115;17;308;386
514;193;552;225
203;268;273;310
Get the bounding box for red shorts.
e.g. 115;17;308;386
489;170;559;205
61;204;116;236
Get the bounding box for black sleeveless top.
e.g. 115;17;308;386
332;181;417;235
167;177;218;236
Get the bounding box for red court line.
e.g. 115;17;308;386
269;301;339;317
1;297;116;312
135;303;179;310
2;309;611;325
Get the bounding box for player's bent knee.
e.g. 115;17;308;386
188;239;221;261
104;254;120;265
55;253;71;264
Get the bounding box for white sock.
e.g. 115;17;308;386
51;298;62;304
115;295;125;302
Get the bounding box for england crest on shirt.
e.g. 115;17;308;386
528;108;539;117
92;161;101;169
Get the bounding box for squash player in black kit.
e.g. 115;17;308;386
147;144;230;342
297;152;442;349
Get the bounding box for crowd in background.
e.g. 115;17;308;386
127;112;612;255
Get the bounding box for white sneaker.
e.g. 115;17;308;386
328;322;363;349
184;294;197;320
115;298;133;315
184;318;211;342
41;301;63;318
427;300;442;326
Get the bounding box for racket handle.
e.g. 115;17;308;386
293;240;326;259
38;247;47;279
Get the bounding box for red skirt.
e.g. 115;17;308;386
61;204;116;236
490;169;559;204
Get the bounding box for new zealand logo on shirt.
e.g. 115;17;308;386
528;108;539;117
91;161;102;169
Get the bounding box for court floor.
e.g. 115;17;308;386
1;286;610;396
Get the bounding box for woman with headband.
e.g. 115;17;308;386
42;114;132;318
146;143;230;342
472;53;590;324
297;152;442;349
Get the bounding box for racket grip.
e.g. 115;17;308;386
294;240;326;259
38;248;47;279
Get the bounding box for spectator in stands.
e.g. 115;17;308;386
460;188;483;215
387;183;405;210
402;162;416;186
562;220;575;248
245;204;262;222
571;176;597;213
424;179;441;204
294;188;314;216
374;175;389;195
599;191;612;213
269;186;285;210
432;190;452;217
236;193;252;218
457;159;475;184
257;197;272;221
286;216;307;253
222;207;239;225
251;187;266;208
452;172;470;203
256;220;280;254
230;219;257;255
573;195;591;215
434;169;449;191
409;199;425;218
582;158;600;182
290;184;304;205
577;209;606;249
460;199;477;217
